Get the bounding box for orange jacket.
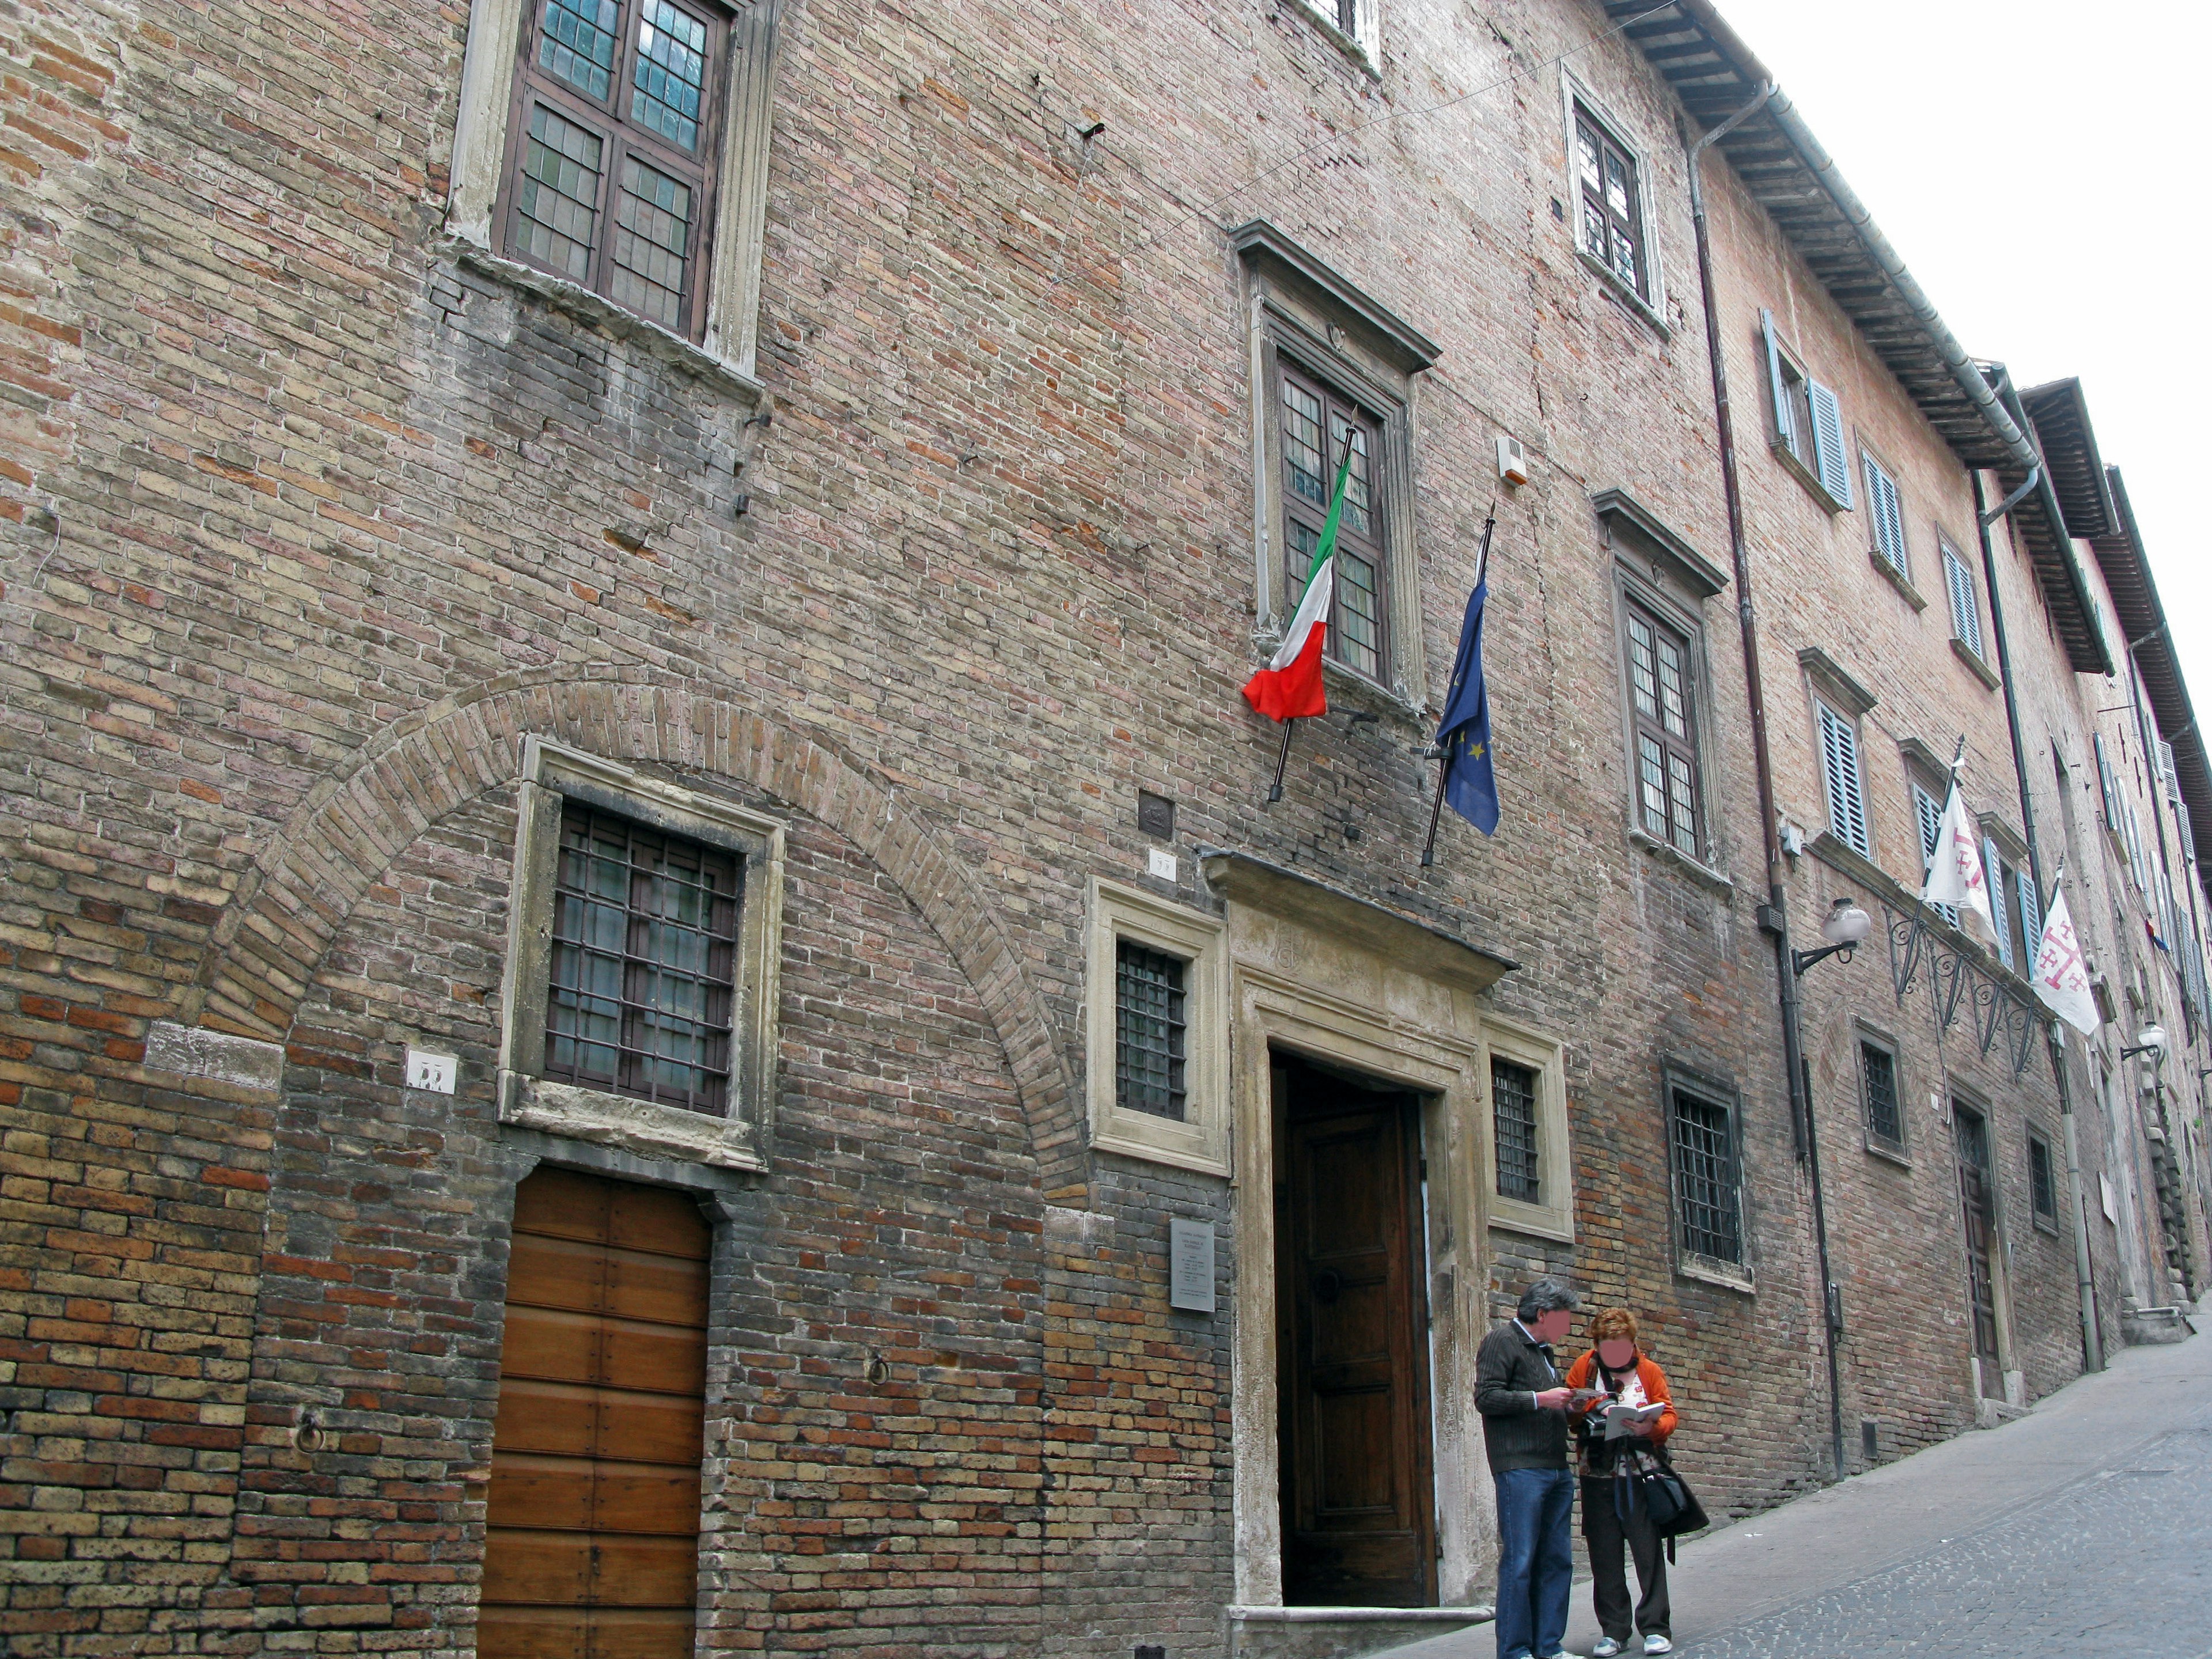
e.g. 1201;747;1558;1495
1563;1350;1678;1445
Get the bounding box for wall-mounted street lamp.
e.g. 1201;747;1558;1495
2120;1024;2168;1063
1793;897;1872;978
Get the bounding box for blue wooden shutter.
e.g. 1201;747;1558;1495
1986;838;2012;967
1806;380;1853;507
1820;703;1870;856
1944;547;1983;657
2016;867;2043;961
1913;783;1957;925
1761;309;1796;459
1865;459;1906;575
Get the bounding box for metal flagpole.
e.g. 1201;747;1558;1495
1421;506;1496;868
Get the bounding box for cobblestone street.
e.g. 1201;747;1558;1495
1398;1324;2211;1659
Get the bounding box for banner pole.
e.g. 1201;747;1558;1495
1266;718;1296;804
1419;755;1448;866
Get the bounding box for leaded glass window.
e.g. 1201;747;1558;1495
502;0;728;339
1670;1088;1741;1264
1859;1039;1902;1150
1493;1057;1541;1204
1575;107;1646;298
1278;364;1388;682
545;804;740;1114
1115;940;1187;1122
1626;600;1701;856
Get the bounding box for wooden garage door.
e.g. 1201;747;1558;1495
479;1166;711;1659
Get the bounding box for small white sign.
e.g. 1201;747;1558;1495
2100;1173;2117;1224
1147;847;1178;882
1169;1218;1216;1314
406;1048;457;1094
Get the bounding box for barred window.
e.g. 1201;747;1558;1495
1278;364;1388;682
1669;1088;1741;1265
1492;1057;1541;1204
501;0;729;339
1626;600;1701;856
1859;1039;1902;1150
2028;1130;2058;1224
545;804;740;1114
1115;940;1188;1122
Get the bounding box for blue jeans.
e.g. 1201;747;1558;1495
1494;1466;1575;1659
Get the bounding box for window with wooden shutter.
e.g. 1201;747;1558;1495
1762;310;1801;461
1911;782;1956;926
1818;700;1870;857
499;0;732;340
1278;363;1388;682
1862;454;1907;578
1942;543;1984;658
1624;600;1702;856
1574;105;1647;298
1986;838;2013;968
2016;865;2043;963
1806;382;1853;508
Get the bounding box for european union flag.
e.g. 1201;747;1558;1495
1435;578;1498;835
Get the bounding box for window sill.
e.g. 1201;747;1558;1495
1950;637;2000;691
1574;247;1669;339
1281;0;1381;78
1864;1136;1911;1169
2031;1213;2061;1237
1626;825;1733;892
1092;1126;1232;1179
445;237;766;409
498;1070;766;1172
1869;550;1926;612
1676;1253;1755;1295
1249;628;1430;724
1771;439;1850;516
1486;1198;1575;1245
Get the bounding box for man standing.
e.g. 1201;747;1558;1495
1477;1277;1582;1659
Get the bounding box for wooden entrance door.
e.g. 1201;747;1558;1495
1952;1105;2005;1397
479;1166;711;1658
1275;1058;1436;1607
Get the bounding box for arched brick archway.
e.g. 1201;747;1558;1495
180;669;1077;1158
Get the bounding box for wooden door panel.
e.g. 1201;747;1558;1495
1277;1065;1435;1607
482;1169;709;1654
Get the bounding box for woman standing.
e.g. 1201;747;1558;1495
1564;1308;1678;1658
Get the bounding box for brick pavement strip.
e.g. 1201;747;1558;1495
1395;1324;2211;1659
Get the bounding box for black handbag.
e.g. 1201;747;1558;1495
1615;1444;1709;1562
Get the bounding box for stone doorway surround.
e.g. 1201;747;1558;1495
1202;850;1519;1652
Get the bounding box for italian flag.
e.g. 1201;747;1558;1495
1244;446;1351;722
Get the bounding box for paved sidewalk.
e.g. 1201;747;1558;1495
1395;1325;2211;1658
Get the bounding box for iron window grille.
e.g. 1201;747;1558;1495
1625;600;1702;857
1492;1057;1541;1204
544;803;740;1114
1574;106;1646;298
1115;940;1188;1122
1277;362;1388;683
2028;1130;2058;1225
1859;1039;1903;1151
499;0;731;340
1817;700;1870;857
1669;1087;1742;1266
1942;542;1984;658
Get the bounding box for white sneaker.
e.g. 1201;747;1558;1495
1592;1641;1624;1658
1642;1638;1673;1656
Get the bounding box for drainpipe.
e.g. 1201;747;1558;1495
1972;461;2104;1372
1687;84;1848;1484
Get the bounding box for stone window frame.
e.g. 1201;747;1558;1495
1283;0;1382;76
1662;1062;1753;1294
447;0;785;381
1233;221;1438;717
1855;1021;1910;1164
1478;1015;1574;1245
1599;490;1730;881
1802;648;1876;863
1559;76;1668;331
497;736;785;1173
1085;876;1230;1177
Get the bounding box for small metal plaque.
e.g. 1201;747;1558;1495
1169;1218;1215;1314
1137;790;1175;841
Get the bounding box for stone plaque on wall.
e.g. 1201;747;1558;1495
1169;1218;1215;1313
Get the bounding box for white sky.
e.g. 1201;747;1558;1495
1710;0;2210;700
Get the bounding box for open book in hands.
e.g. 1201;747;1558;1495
1599;1400;1667;1440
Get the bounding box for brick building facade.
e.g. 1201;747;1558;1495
2;1;2206;1658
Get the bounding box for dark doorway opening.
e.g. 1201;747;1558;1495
1273;1051;1437;1607
1952;1104;2006;1398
